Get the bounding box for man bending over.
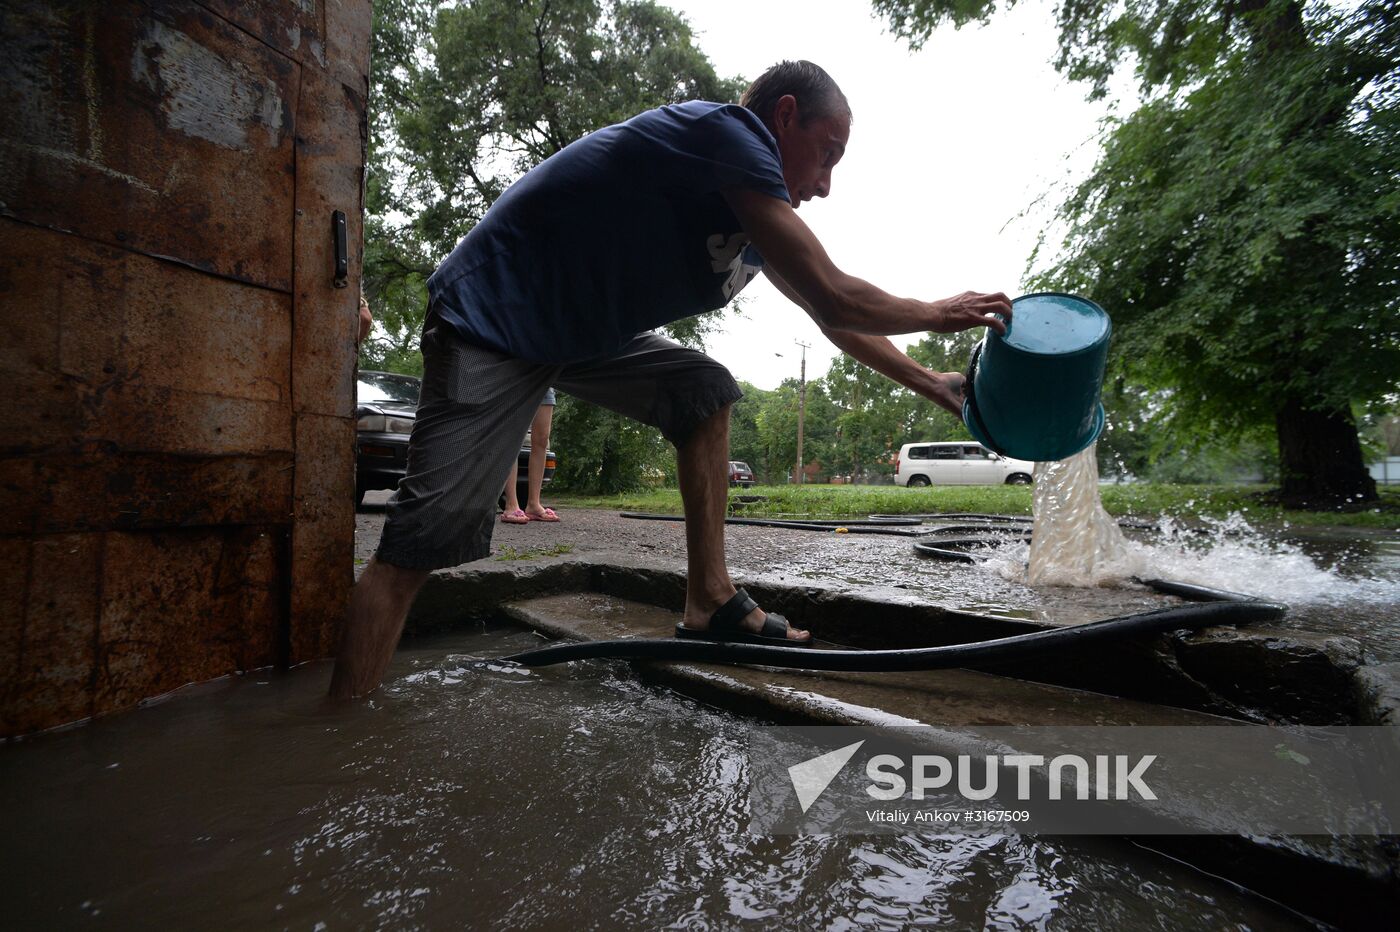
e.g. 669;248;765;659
331;60;1010;698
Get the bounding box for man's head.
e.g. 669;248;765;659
741;61;851;209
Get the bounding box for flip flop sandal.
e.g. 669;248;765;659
500;509;530;525
674;587;813;647
528;508;560;522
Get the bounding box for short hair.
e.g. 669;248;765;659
740;60;851;130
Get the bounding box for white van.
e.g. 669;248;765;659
895;442;1035;487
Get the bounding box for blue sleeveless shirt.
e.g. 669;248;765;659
425;101;790;363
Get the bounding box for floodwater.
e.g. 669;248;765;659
779;521;1400;659
775;457;1400;662
1020;446;1400;659
2;628;1315;930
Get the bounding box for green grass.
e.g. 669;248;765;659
549;483;1400;529
494;543;575;561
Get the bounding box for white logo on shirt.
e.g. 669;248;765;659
707;232;762;300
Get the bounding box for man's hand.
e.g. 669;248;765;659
925;370;967;417
931;291;1012;336
819;325;973;419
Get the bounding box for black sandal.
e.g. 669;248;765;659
674;588;814;647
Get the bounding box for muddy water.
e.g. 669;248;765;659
2;628;1310;929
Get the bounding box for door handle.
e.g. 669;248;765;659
332;210;348;288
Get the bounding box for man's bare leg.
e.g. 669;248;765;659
329;557;431;699
676;403;808;640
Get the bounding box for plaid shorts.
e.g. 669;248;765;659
376;310;742;570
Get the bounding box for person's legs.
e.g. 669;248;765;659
502;469;521;513
330;558;430;699
333;314;556;698
523;403;554;518
501;461;528;522
553;334;805;640
673;403;808;639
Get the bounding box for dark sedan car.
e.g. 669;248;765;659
356;371;555;505
728;460;755;487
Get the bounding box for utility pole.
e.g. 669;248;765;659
795;340;809;485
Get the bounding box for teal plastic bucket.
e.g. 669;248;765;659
962;292;1110;462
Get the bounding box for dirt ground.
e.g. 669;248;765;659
354;489;916;580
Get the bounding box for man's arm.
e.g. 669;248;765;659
827;329;967;417
357;293;373;348
764;266;967;416
723;187;1010;337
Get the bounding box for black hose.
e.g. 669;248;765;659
502;578;1284;669
762;516;923;526
913;535;1034;563
517;513;1283;671
870;512;1034;523
622;513;1040;537
622;512;1153;538
619;512;929;536
871;512;1160;532
622;512;922;526
922;524;1035;535
1129;577;1260;603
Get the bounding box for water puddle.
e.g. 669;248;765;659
1;628;1312;929
761;444;1399;659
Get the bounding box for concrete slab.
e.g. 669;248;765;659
498;591;1400;925
1357;662;1400;725
500;592;1238;728
409;551;1374;727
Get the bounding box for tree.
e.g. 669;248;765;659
875;0;1400;506
906;331;980;436
361;0;749;491
728;382;771;480
822;353;912;481
548;393;674;493
372;0;745;352
358;0;442;374
754;380;840;482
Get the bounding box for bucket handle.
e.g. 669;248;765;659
963;341;1008;457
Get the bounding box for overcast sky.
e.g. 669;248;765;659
663;0;1122;389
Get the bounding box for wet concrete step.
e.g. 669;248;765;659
415;554;1371;725
498;592;1400;925
499;592;1240;727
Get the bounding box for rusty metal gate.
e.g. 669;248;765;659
0;0;371;735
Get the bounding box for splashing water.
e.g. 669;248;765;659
985;444;1400;650
1024;445;1144;586
1130;512;1400;608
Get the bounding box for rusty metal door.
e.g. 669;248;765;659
0;0;370;734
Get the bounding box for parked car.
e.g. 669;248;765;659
728;460;756;487
894;442;1034;487
356;371;555;504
